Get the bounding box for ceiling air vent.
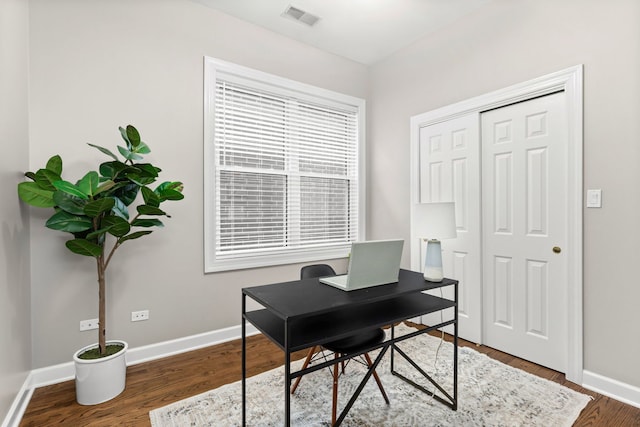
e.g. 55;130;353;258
282;5;320;27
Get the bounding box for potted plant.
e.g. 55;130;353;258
17;125;184;404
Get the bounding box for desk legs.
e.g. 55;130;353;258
390;325;395;372
241;295;247;426
453;281;458;410
390;320;458;411
284;318;291;427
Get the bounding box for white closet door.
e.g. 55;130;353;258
481;92;568;371
418;114;482;343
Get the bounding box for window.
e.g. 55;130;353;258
204;57;365;272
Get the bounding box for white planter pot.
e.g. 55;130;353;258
73;340;128;405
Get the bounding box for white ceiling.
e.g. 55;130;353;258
191;0;493;65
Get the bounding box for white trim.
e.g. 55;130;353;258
27;323;259;389
1;377;34;427
203;56;366;273
27;362;74;389
582;370;640;409
205;57;365;109
410;65;583;384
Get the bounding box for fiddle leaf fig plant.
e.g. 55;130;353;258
18;125;184;357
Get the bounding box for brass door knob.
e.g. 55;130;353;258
552;246;561;254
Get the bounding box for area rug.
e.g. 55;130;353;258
150;324;590;426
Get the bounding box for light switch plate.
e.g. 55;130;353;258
586;189;602;208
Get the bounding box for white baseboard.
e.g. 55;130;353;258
1;376;34;427
2;323;259;427
582;370;640;409
28;323;259;389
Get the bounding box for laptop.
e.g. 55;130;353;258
320;239;404;291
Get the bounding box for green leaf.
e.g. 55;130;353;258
83;198;115;217
119;126;130;145
65;238;103;257
155;181;184;201
161;189;184;201
117;145;131;158
24;171;36;181
133;141;150;154
45;210;93;232
111;197;129;220
88;143;119;161
85;227;110;240
94;180;116;196
126;173;156;186
118;230;152;244
135;163;159;178
131;218;164;227
156;181;183;192
45;155;63;175
53;191;86;215
99;161;129;180
17;182;55;207
34;168;62;191
137;205;167;216
115;183;139;206
117;145;142;161
126;125;141;148
102;215;130;237
53;180;89;199
77;171;100;197
141;186;160;207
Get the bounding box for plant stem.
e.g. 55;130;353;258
98;211;144;354
103;213;140;271
97;254;106;356
103;242;120;272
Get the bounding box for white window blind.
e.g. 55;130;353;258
204;58;365;272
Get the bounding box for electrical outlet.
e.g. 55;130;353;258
586;189;602;208
80;318;99;331
131;310;149;322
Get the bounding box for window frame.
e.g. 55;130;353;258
204;57;366;272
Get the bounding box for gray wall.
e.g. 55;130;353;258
368;0;640;388
0;0;32;419
27;0;362;368
5;0;639;412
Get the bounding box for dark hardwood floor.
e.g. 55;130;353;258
20;322;640;426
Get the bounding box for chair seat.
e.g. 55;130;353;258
323;328;385;354
294;264;390;425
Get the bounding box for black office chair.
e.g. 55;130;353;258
291;264;390;425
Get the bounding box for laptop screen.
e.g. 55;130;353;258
346;239;404;288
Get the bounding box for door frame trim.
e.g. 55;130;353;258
410;65;583;383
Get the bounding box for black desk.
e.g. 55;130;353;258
241;269;458;426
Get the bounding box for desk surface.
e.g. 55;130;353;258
243;268;456;321
241;268;459;425
243;269;457;352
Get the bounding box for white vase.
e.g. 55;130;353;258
73;340;128;405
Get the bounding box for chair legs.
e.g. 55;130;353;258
292;347;389;425
364;353;390;404
331;352;389;425
290;345;318;394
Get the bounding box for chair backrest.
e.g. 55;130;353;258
300;264;336;280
